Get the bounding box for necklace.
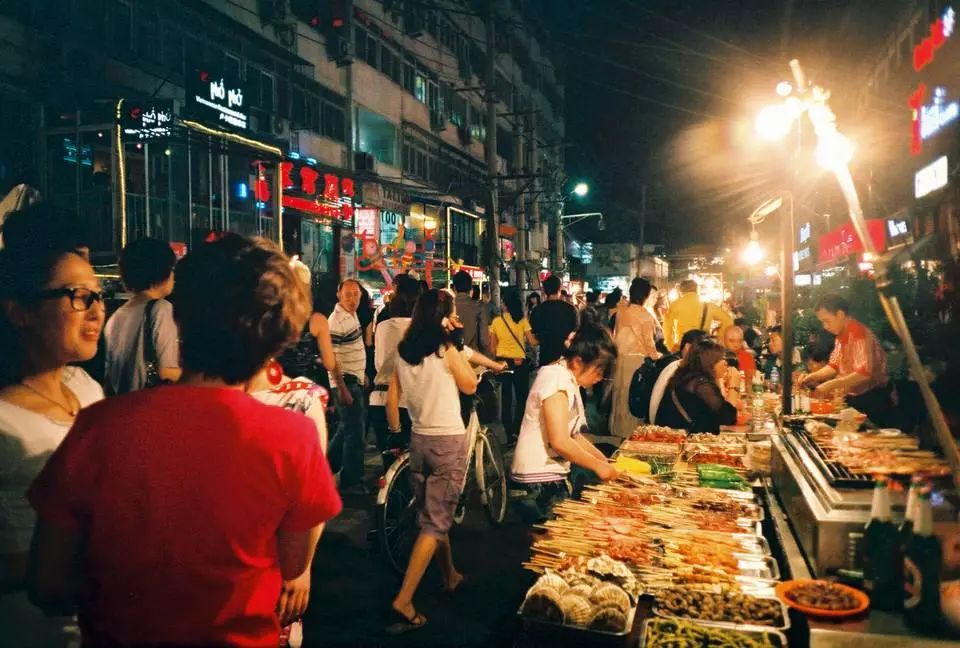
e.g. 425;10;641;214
19;379;79;417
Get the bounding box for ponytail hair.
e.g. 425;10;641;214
561;320;618;374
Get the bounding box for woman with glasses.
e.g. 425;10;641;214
0;241;106;646
510;322;620;526
25;235;342;646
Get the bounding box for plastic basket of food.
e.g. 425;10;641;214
518;568;639;637
629;425;687;445
652;587;791;631
639;617;787;648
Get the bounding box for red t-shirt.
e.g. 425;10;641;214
28;385;342;647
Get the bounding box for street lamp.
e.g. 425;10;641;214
573;182;590;197
741;233;766;266
555;181;592;271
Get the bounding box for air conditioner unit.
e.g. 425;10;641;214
354;151;376;173
430;109;447;132
271;116;290;139
327;35;353;67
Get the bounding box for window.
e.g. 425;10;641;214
414;73;427;103
450;92;466;127
291;87;307;127
261;72;275;114
321;101;345;142
108;0;132;52
357;107;398;166
354;25;378;67
224;54;242;82
381;45;402;84
403;54;416;93
162;24;183;72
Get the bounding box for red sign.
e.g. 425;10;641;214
273;160;355;222
817;219;887;265
914;11;952;71
909;83;926;156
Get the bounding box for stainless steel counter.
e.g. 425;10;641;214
766;478;958;647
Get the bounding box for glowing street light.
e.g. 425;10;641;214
755;104;793;141
816;131;854;170
775;81;793;98
764;264;778;277
741;231;766;266
573;182;589;197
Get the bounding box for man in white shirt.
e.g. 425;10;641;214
328;279;368;494
649;329;707;423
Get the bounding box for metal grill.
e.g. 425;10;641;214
788;424;874;490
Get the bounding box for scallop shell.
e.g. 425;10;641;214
560;594;593;627
533;573;568;594
563;571;599;589
567;584;594;599
588;606;628;633
590;583;631;613
521;588;563;624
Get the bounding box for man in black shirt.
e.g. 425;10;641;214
530;274;579;365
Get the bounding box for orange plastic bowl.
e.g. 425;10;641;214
775;580;870;619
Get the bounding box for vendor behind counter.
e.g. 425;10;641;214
800;294;904;430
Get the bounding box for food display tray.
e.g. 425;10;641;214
651;592;792;632
734;553;780;580
516;599;638;639
638;617;788;648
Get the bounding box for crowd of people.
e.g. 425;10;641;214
0;201;898;645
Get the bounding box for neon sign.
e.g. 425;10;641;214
915;155;949;198
914;7;955;71
920;87;959;138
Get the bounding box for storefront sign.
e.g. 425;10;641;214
913;6;955;71
120;102;174;141
915;155;949;198
796;221;813;272
270;161;356;223
354;208;379;238
818;219;887;265
187;68;248;131
379;210;402;246
920;86;959;139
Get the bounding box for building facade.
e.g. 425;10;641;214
0;0;564;296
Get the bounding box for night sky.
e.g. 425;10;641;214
543;0;910;251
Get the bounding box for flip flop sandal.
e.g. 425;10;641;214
444;575;469;594
385;607;427;635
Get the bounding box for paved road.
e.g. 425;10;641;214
303;427;536;648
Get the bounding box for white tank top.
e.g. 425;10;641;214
396;348;466;436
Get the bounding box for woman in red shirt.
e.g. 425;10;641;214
27;235;342;647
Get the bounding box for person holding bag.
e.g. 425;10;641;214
490;289;537;442
104;237;181;394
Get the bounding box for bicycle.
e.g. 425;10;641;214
376;370;510;575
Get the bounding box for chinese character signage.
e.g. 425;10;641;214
817;220;887;265
274;160;355;223
120;101;174;141
187;68;248;131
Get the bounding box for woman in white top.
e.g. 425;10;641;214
0;242;106;647
385;289;478;635
511;322;619;524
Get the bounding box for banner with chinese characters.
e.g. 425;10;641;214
255;160;356;225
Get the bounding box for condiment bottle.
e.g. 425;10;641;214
904;490;943;630
861;477;902;610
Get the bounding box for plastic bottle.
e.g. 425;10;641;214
769;365;780;392
903;490;943;629
861;478;903;611
752;370;764;394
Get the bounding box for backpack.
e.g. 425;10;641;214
628;356;661;421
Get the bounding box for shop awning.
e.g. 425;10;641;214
498;223;517;238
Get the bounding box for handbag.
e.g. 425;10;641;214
499;315;529;368
142;299;165;388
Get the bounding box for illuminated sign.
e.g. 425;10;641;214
915;155;949;198
920;86;959;139
798;222;811;245
887;219;909;238
120;102;174;141
914;7;955;71
818;220;887;265
187;68;248;131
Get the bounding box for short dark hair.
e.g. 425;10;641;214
174;235;311;384
604;289;621;308
815;294;849;315
733;317;749;328
586;290;599;305
542;274;562;296
562;321;618;374
452;270;473;294
679;328;707;350
629;277;653;305
119;237;176;292
388;274;420;318
806;343;831;363
1;203;88;253
767;325;782;335
679;279;698;293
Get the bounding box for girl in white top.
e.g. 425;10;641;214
385;289;478;635
510;323;620;522
0;244;107;647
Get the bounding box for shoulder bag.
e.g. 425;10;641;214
498;315;529;368
142;299;165;388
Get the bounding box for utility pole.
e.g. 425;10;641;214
639;182;647;265
484;0;501;305
530;111;542;288
514;113;527;289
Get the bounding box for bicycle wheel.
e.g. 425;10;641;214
477;430;508;525
378;456;418;575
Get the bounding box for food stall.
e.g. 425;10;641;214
514;415;960;647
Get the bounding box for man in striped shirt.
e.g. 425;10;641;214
328;279;369;494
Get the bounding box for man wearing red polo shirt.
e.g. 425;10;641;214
800;294;895;426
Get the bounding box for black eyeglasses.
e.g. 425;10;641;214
36;287;105;312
